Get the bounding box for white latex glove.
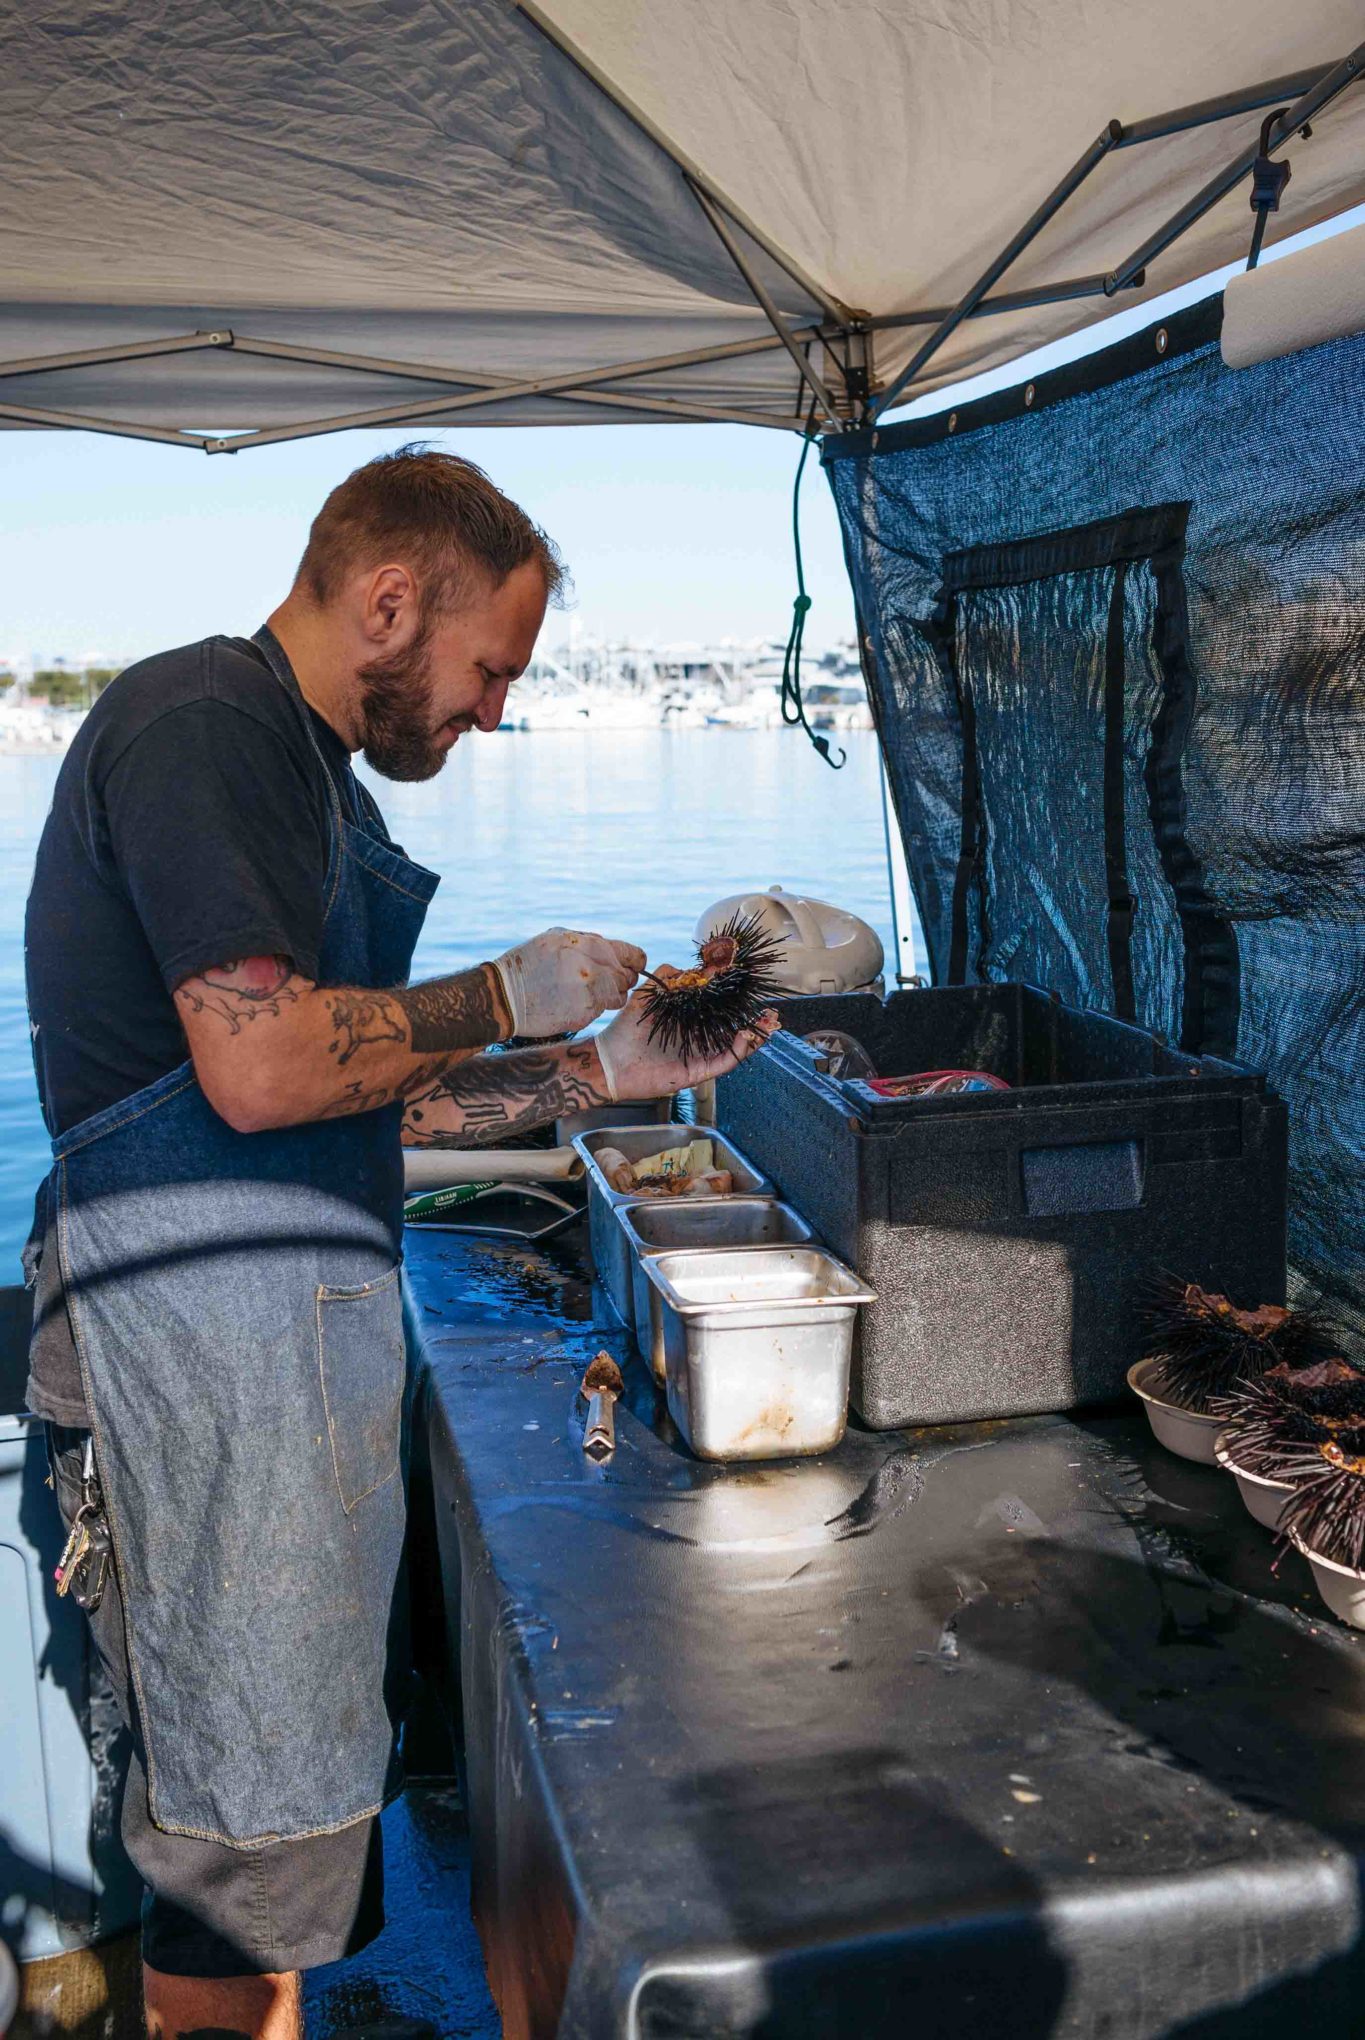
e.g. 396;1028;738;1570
490;928;645;1038
595;978;781;1101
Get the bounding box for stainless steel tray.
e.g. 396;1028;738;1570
641;1246;875;1462
571;1125;773;1330
554;1097;672;1147
619;1198;818;1385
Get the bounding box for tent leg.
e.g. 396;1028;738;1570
880;756;920;986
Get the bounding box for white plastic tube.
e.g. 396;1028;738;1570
1223;220;1365;368
403;1145;584;1189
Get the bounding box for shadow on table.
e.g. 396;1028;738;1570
652;1746;1067;2038
960;1534;1365;2036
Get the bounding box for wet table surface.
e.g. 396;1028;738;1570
407;1220;1365;2040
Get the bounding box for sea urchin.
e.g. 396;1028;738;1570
1211;1358;1365;1485
1281;1440;1365;1573
640;909;786;1062
1140;1274;1338;1412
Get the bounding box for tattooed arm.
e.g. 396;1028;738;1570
176;946;768;1139
401;1040;610;1147
401;992;782;1148
174;954;516;1133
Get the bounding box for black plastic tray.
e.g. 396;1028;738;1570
717;984;1288;1426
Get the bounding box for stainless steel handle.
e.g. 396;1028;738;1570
584;1392;616;1460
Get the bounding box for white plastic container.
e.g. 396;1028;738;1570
1127;1357;1225;1466
642;1245;874;1462
696;886;883;995
1292;1537;1365;1629
1214;1431;1294;1530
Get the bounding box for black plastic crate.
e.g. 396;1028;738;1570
716;984;1287;1427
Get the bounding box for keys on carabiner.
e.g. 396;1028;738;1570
54;1435;112;1612
54;1504;93;1596
68;1510;112;1613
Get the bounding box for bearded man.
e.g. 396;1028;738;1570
23;445;774;2038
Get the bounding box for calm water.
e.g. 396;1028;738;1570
0;729;902;1277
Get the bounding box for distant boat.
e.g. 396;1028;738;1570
801;679;875;732
0;704;83;754
705;685;784;730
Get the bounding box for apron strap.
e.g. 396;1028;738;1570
250;624;357;833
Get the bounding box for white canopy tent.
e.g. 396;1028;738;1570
0;0;1361;450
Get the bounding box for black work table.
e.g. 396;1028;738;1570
406;1222;1365;2040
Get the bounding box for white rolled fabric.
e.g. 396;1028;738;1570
1223;221;1365;369
403;1145;584;1188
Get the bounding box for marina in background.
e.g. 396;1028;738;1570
0;636;874;750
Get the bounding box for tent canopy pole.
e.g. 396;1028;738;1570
0;397;211;448
1110;43;1364;290
203;376;804;452
870;46;1363;421
686;179;846;424
1116;65;1330;146
872;124;1122;418
0;332;231;380
0;327;811;448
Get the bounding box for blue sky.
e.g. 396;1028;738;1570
3;206;1358;667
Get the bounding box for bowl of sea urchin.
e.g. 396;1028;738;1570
1127;1275;1335;1466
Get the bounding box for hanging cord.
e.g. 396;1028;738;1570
781;400;845;770
1246;105;1306;270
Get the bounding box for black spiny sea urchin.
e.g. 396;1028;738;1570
1211;1358;1365;1485
640;910;786;1062
1281;1442;1365;1572
1140;1274;1338;1411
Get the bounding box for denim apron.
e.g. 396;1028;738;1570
49;626;438;1846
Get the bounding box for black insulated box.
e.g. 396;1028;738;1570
716;984;1288;1428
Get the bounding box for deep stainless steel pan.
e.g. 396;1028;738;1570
619;1198;818;1384
641;1245;875;1461
571;1124;773;1329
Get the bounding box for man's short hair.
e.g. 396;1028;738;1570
296;443;566;615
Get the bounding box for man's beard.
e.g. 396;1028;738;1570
356;619;447;782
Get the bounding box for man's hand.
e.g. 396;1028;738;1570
594;983;781;1102
490;928;644;1037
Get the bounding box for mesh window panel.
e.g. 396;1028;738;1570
826;301;1365;1337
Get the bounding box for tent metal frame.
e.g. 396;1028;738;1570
871;42;1364;419
0;39;1358;450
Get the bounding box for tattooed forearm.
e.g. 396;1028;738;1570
321;966;508;1071
389;963;509;1054
175;956;299;1034
324;989;408;1067
316;1057;454;1119
402;1041;608;1147
177;954;518;1134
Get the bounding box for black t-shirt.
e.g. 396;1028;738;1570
24;633;360;1422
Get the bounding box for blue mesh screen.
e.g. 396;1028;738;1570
825;301;1365;1334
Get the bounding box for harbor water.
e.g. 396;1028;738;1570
0;727;903;1279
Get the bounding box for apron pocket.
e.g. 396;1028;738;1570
316;1267;404;1512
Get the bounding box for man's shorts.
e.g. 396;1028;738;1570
48;1423;386;1978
